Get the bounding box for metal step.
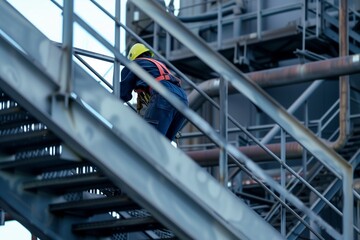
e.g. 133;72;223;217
0;143;84;174
50;196;139;217
0;129;60;153
23;172;113;194
0;155;83;174
0;106;36;126
72;216;164;237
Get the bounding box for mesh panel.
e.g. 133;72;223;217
111;233;128;240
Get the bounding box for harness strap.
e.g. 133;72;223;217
138;57;172;81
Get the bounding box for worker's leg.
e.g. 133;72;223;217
165;110;186;141
164;84;189;141
144;93;175;139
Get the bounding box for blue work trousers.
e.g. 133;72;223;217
144;81;188;141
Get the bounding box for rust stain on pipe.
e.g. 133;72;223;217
187;142;303;166
189;54;360;110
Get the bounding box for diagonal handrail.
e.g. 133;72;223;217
130;1;353;239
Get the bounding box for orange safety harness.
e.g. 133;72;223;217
137;57;172;82
135;58;174;113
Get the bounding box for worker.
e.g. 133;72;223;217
120;43;189;142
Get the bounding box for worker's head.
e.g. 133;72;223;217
127;43;154;61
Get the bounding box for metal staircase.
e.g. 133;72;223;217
0;1;283;239
0;0;359;239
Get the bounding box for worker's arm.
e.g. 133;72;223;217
120;67;137;102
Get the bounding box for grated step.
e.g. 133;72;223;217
23;172;113;194
0;106;36;126
0;155;82;174
50;196;139;217
0;129;60;153
72;216;164;237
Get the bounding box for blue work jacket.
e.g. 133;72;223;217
120;58;181;102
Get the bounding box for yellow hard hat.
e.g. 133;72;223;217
127;43;154;61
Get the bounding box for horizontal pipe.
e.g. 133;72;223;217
187;54;360;164
187;142;302;166
189;54;360;110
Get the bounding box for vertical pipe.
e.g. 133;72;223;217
61;0;74;100
113;0;121;98
219;76;228;186
335;0;351;150
339;1;353;238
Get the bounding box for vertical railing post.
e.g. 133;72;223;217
302;100;309;180
166;32;171;59
219;76;228;186
302;0;307;51
257;0;262;40
61;0;74;105
153;22;159;52
280;128;286;236
316;0;320;37
113;0;121;98
217;0;223;49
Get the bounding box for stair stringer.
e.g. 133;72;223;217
0;3;283;240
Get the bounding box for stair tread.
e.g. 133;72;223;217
0;106;36;125
0;129;60;153
50;196;139;216
72;216;164;236
23;172;113;193
0;155;82;174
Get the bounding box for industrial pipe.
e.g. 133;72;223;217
187;142;302;166
333;0;350;150
188;54;360;110
187;53;360;164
